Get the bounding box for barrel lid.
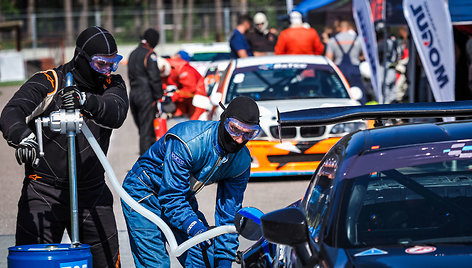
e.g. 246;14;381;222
9;243;90;252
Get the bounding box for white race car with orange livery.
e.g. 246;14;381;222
193;55;367;177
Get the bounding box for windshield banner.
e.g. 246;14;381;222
403;0;455;103
353;0;382;103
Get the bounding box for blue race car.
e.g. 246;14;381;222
236;101;472;268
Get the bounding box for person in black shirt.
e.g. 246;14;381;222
128;28;164;155
246;12;277;56
0;26;128;268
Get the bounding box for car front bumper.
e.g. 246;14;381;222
247;137;341;177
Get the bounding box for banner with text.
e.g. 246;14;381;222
403;0;455;102
353;0;382;103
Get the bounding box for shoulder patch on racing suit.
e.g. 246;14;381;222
39;69;58;95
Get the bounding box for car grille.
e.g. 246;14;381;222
270;126;296;139
300;126;326;137
269;126;326;139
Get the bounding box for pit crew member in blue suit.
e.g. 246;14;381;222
121;96;261;267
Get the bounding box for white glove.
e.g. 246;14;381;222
165;85;178;97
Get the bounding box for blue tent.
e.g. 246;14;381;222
292;0;337;16
449;0;472;24
293;0;472;24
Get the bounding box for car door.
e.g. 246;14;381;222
275;154;339;267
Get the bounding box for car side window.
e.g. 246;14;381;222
304;155;338;242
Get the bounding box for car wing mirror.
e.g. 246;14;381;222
192;94;213;110
234;207;264;241
261;207;318;266
210;92;222;106
261;207;308;245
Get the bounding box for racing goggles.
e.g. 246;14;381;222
89;54;123;75
224;117;261;140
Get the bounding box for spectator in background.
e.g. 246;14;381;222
274;11;324;55
325;20;366;103
453;27;472;101
376;22;400;104
332;17;342;34
229;14;254;58
394;25;410;102
395;25;410;101
163;51;206;119
246;12;278;56
128;28;163;155
321;26;334;50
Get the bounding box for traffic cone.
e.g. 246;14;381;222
154;117;168;140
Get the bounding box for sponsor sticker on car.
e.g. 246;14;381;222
354;248;388;257
405;246;437;254
273;63;308;69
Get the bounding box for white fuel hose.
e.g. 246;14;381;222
81;123;237;257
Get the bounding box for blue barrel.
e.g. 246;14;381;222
8;244;92;268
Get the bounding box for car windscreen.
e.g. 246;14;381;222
337;140;472;248
224;63;349;102
191;52;231;62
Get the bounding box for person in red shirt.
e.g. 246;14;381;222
163;51;206;119
274;11;324;55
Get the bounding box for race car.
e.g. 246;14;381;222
180;42;231;75
194;55;366;177
236;101;472;267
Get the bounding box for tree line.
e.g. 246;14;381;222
1;0;290;45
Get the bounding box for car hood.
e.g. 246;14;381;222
256;98;360;118
346;245;472;267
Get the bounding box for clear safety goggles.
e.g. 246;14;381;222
224;117;261;140
89;54;123;75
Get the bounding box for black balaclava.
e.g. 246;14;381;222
72;26;118;89
143;28;160;48
218;96;260;154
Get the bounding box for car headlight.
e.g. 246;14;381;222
330;122;366;134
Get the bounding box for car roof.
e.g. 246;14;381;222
232;55;331;68
349;120;472;154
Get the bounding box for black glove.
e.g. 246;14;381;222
60;85;85;110
199;238;212;251
15;133;40;167
200;226;216;250
193;224;212;251
159;96;176;114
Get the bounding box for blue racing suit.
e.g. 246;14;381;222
122;120;251;267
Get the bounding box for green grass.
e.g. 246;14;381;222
0;80;25;87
